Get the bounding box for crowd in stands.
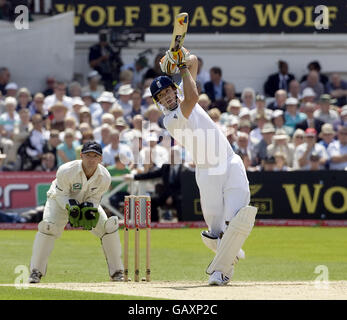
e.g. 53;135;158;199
1;45;347;219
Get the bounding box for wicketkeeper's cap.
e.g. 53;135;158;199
81;141;103;156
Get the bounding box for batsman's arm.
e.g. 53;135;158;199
180;55;199;119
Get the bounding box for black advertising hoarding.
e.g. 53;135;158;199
180;169;347;221
52;0;346;34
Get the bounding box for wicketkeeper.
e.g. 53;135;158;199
28;141;124;283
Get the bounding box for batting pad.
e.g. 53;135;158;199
206;206;257;275
102;231;124;276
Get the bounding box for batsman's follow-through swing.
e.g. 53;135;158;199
151;12;258;285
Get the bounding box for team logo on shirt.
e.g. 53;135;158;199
173;113;178;119
73;183;82;190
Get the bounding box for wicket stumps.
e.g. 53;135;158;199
123;195;151;282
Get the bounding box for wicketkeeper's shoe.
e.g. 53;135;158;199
28;269;42;284
110;270;124;282
208;271;230;286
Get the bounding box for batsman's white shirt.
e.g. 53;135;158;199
164;100;250;235
47;160;111;211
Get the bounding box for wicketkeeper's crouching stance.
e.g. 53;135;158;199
28;141;124;283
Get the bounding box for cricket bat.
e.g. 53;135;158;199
169;12;189;53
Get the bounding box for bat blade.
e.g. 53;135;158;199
169;12;189;52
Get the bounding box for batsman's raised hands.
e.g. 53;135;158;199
160;47;190;75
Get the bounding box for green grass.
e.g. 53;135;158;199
0;286;157;300
1;227;347;298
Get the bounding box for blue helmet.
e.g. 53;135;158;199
150;76;175;101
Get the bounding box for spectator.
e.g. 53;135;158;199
225;127;238;151
42;129;61;167
293;128;328;170
102;128;134;167
107;155;131;211
124;89;145;124
93;114;114;144
56;128;80;167
49;101;68;132
144;104;162;127
0;67;10;95
313;94;340;125
0;150;6;171
35;152;57;172
0;97;20;139
115;84;133;115
252;123;276;165
82;71;105;100
115;117;129;137
142;87;153;108
82;91;102;116
75;129;95;159
327;73;347;107
139;133;169;169
89;29;118;90
288;79;301;100
267;128;295;167
235;131;252;160
122;55;148;89
0;127;14;168
94;91;116;125
271;109;288;134
250;94;273;125
29;93;46;117
250;113;271;146
18;114;49;170
241;87;256;110
11;108;32;162
78;106;93;128
301;87;316;105
274;151;291;171
327;125;347;170
333;105;347;131
284;97;307;136
0;0;12;21
198;93;212;112
220;99;242;125
208;107;222;124
261;156;276;171
264;60;295;97
4;82;18;97
43;81;72;112
129;147;184;221
143;53;165;80
61;116;81;141
204;67;226;102
292;128;306;149
308;152;322;171
295;102;324;135
196;57;210;88
109;104;124;123
267;89;287;111
66;97;85;124
68;81;82;98
238;120;252;135
300;70;324;100
300;61;329;90
16;87;32;112
318;123;336;151
42;77;56;97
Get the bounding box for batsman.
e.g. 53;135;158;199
151;13;258;285
28;141;124;283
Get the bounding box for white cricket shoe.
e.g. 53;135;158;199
208;271;231;286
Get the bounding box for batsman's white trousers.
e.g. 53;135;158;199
195;154;250;237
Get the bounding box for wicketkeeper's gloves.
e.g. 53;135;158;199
79;202;100;231
66;199;81;228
